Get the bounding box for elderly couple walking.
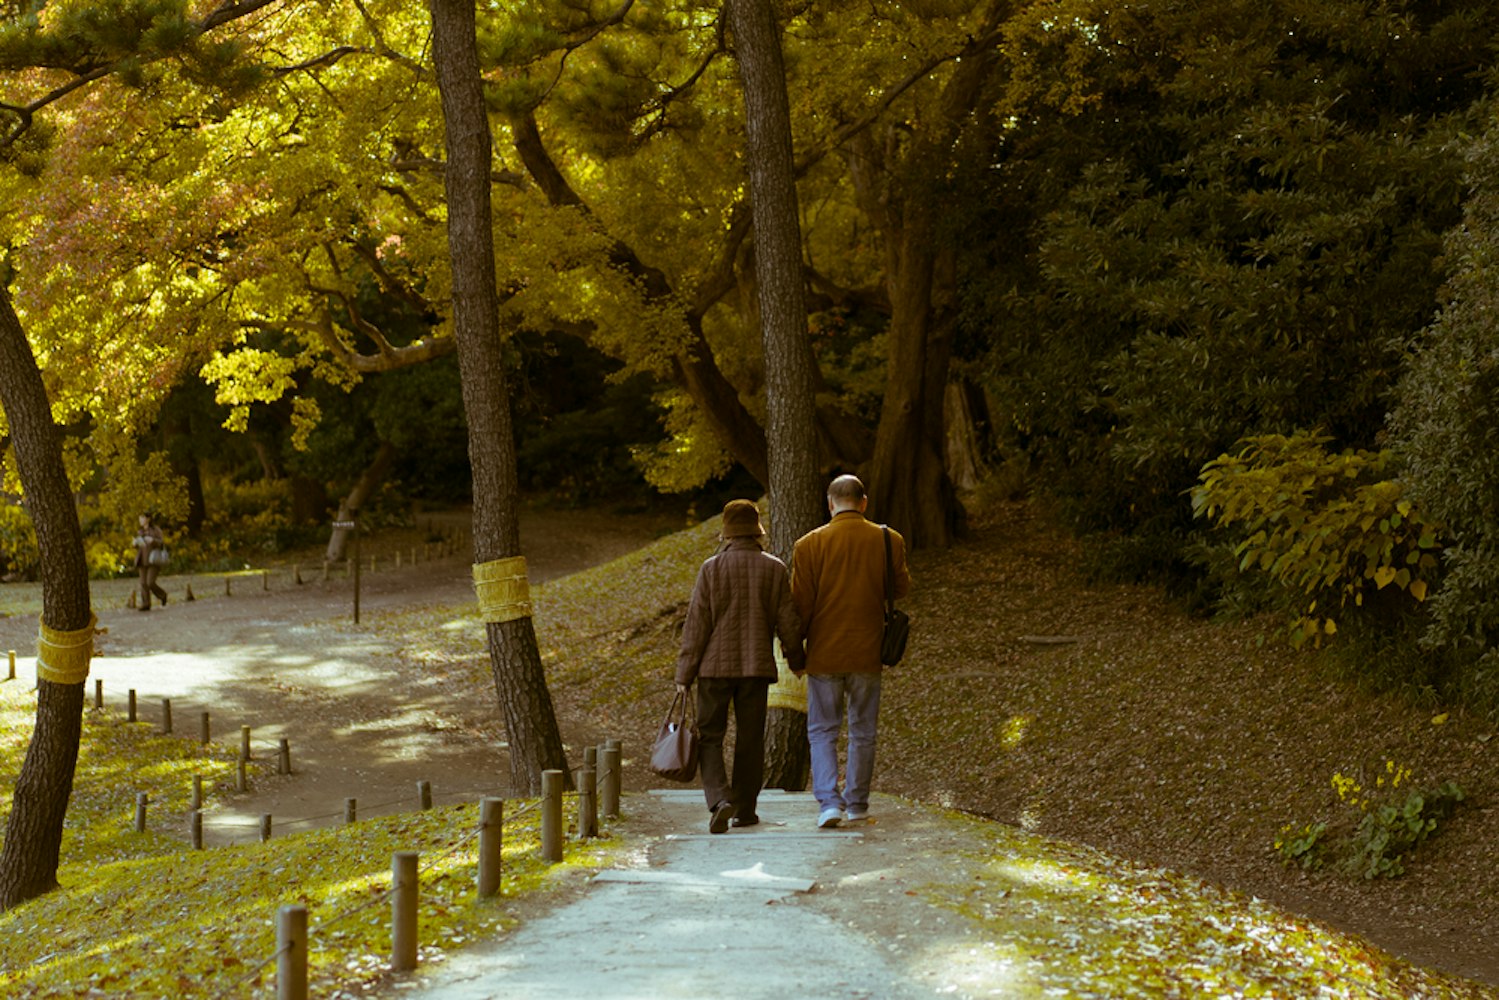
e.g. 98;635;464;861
674;474;912;834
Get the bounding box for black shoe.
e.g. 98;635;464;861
160;593;167;606
138;606;150;612
709;800;736;834
730;815;760;828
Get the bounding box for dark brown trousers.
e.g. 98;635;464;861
695;677;770;818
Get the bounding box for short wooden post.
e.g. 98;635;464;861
417;780;432;811
410;546;417;565
370;554;377;574
276;904;308;1000
184;581;195;601
321;561;330;584
395;549;402;569
578;766;598;840
134;792;148;833
191;809;203;850
277;738;291;775
199;711;210;745
160;698;172;735
293;564;303;585
93;678;103;710
128;689;137;723
236;756;248;793
127;590;137;609
6;650;13;680
190;774;203;812
477;797;504;898
601;740;622;818
541;769;564;863
260;814;272;842
241;725;252;761
391;852;420;972
345;798;357;824
262;570;270;591
225;576;232;596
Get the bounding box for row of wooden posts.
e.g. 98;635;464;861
78;671;627;1000
255;751;622;1000
124;531;470;608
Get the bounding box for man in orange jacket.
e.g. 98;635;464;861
791;475;910;828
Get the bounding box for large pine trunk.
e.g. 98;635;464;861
727;0;820;788
430;0;569;795
0;286;92;910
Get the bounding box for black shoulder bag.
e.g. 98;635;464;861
880;526;910;665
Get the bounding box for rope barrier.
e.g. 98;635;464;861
211;940;291;1000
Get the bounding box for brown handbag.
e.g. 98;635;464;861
648;689;700;782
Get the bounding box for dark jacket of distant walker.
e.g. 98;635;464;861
675;539;805;685
792;510;911;674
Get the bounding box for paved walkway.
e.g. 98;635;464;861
390;789;1003;999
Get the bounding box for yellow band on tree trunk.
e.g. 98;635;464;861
36;613;99;685
473;557;533;624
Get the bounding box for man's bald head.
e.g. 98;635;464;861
827;474;867;512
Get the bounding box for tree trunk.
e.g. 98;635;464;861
727;0;822;789
250;437;281;481
162;408;206;537
762;708;809;790
430;0;569;795
0;285;92;911
945;378;990;493
325;439;398;563
867;206;961;547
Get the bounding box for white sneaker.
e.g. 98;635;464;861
845;808;869;822
818;807;844;829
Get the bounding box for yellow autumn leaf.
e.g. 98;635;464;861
1432;713;1449;725
1324;618;1337;635
1372;566;1397;589
1409;579;1428;602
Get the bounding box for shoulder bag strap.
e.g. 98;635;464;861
882;526;894;616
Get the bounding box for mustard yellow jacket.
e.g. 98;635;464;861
791;511;911;674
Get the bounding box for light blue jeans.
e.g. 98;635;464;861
807;672;882;813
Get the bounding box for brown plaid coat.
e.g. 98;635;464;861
675;538;805;685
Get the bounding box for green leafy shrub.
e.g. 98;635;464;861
1390;121;1499;716
1273;821;1327;871
1343;781;1466;880
1276;761;1464;880
1192;432;1441;648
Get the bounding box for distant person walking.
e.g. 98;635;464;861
132;513;169;611
791;475;910;829
676;499;805;834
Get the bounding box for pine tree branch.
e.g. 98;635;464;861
1;0;288;148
